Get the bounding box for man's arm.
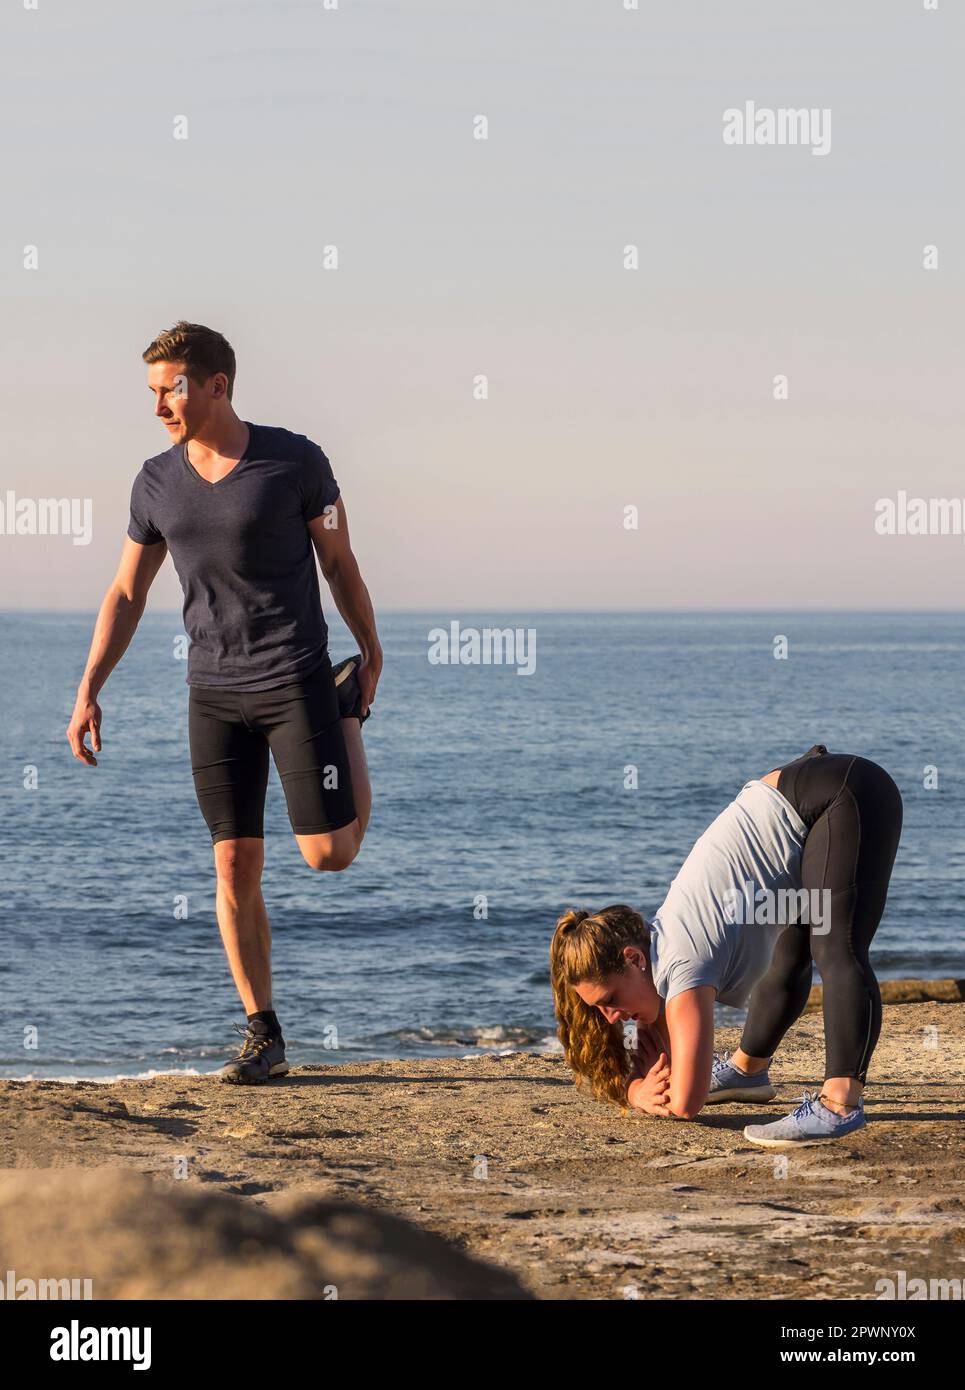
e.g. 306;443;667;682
66;537;168;765
308;499;382;714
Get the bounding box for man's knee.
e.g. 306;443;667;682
299;824;361;872
214;838;264;894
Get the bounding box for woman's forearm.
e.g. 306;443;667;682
663;986;718;1118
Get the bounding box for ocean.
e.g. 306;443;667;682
2;610;963;1079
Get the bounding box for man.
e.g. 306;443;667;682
66;321;382;1083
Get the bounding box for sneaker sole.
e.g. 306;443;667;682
742;1129;858;1148
216;1060;290;1085
705;1084;776;1104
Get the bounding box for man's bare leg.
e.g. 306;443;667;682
214;837;271;1012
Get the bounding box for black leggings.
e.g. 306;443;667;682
740;746;903;1084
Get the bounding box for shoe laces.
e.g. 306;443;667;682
711;1050;732;1074
231;1022;270;1060
791;1089;819;1121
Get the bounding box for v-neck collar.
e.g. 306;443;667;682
182;422;255;488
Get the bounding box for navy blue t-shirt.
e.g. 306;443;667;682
128;421;340;690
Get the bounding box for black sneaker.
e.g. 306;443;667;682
332;653;370;724
216;1022;289;1085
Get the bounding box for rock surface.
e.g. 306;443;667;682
1;1000;962;1300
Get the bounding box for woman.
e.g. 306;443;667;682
549;745;903;1146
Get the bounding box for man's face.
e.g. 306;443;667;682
147;360;210;442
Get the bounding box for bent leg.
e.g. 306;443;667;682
295;821;360;871
293;717;372;869
340;714;371;837
257;660;367;872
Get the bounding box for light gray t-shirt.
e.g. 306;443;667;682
648;780;810;1008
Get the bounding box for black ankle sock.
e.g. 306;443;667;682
247;1009;281;1035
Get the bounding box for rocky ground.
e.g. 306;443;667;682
1;1001;962;1299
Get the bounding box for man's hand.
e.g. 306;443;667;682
66;696;103;766
357;647;383;717
628;1053;672;1117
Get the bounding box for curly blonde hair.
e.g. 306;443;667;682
550;904;651;1110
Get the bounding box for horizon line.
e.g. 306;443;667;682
2;606;964;617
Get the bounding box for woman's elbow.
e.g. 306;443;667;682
669;1091;708;1121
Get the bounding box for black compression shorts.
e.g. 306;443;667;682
188;656;356;844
